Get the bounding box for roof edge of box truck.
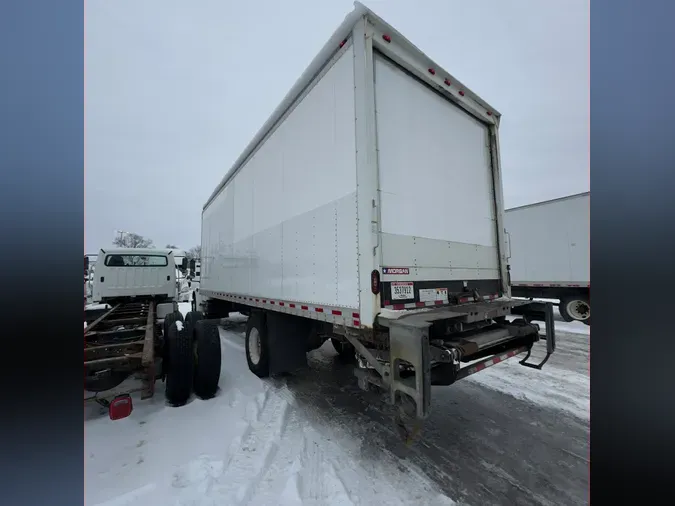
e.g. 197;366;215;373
506;191;590;214
203;1;502;212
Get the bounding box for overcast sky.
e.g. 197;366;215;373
85;0;589;254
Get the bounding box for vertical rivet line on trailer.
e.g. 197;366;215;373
335;203;339;306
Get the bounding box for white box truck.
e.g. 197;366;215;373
505;192;590;325
193;2;556;438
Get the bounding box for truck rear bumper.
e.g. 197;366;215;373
353;300;556;421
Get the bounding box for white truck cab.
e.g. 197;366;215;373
92;248;178;304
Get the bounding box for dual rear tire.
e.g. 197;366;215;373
164;310;222;406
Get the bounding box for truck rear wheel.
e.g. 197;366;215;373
245;312;269;378
193;320;222;399
162;310;185;377
559;295;590;325
185;310;204;337
165;321;194;406
163;310;184;342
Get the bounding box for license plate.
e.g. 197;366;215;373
391;282;414;300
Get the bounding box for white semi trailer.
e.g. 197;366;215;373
505;192;590;325
191;2;556;438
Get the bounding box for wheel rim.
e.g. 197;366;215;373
566;299;590;321
248;327;262;365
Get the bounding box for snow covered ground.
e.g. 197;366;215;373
85;303;589;506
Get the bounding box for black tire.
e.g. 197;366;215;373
331;337;356;363
185;310;204;337
162;310;185;377
245;312;270;378
193;320;222;399
163;310;184;341
165;321;193;406
559;295;590;325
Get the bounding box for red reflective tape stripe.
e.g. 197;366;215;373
353;319;360;326
352;313;360;319
270;301;275;305
315;307;324;313
493;356;502;364
255;299;260;302
331;310;342;316
434;300;443;305
475;363;486;372
263;300;267;303
392;304;405;310
279;302;284;306
415;302;425;307
289;303;296;308
301;305;308;310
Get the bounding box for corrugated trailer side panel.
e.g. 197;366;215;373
506;193;590;285
201;45;359;310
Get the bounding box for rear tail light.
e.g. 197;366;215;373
109;395;133;420
382;34;391;43
371;270;381;295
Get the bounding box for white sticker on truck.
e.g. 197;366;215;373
419;288;449;303
391;282;414;300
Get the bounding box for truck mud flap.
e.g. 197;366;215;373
511;301;557;369
266;312;311;375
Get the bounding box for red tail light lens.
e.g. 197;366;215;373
371;270;381;295
382;34;391;43
109;395;133;420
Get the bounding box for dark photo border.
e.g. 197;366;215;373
1;0;675;504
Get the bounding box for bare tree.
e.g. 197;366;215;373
187;245;202;260
165;244;178;249
113;232;154;249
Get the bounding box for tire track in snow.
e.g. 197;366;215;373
200;383;290;505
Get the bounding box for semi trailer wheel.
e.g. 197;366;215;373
165;321;194;407
245;312;270;378
193;320;221;399
559;295;590;326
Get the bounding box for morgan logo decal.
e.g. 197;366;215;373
382;267;410;275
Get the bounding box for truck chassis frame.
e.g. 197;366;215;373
84;301;162;406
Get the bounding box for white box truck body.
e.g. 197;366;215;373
196;2;556;430
505;192;590;325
